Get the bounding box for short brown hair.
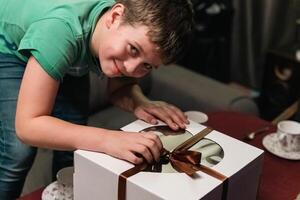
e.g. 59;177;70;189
115;0;194;64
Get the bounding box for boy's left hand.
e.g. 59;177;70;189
133;100;189;130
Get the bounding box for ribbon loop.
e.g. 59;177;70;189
168;150;202;176
171;150;201;165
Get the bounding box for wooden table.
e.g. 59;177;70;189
19;111;300;200
18;188;43;200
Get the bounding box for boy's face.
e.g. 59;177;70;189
97;4;162;78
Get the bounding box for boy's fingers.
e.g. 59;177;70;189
141;134;162;161
135;108;158;125
143;132;163;150
169;105;189;124
162;107;186;129
125;152;144;164
146;109;179;130
133;144;154;163
162;104;189;127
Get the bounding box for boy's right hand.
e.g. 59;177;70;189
101;131;163;165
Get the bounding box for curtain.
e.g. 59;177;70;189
230;0;300;89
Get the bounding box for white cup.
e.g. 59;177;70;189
56;166;74;186
277;120;300;152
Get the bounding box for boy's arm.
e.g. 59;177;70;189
107;77;189;130
15;56;162;164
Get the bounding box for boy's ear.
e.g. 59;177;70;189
105;3;125;29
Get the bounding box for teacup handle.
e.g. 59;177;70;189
278;132;286;140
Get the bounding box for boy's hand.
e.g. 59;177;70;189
107;81;188;130
102;131;163;164
133;100;189;130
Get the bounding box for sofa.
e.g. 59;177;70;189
22;64;258;195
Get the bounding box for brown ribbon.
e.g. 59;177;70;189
118;127;227;200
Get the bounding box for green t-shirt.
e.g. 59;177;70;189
0;0;115;81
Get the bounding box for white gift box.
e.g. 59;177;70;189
74;120;264;200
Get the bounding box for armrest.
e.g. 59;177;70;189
148;64;259;115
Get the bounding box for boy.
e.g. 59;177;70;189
0;0;193;199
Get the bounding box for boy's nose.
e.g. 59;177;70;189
123;58;142;74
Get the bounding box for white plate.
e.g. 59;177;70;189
42;181;73;200
185;111;208;124
42;167;74;200
262;133;300;160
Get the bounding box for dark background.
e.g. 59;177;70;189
179;0;300;120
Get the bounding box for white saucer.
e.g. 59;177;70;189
185;111;208;124
262;133;300;160
42;181;73;200
42;167;74;200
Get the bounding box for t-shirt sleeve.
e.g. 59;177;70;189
18;19;78;81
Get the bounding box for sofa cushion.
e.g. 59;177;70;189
88;106;137;130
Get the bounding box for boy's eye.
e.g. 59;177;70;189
128;44;139;57
143;63;153;70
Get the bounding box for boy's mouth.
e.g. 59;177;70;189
113;59;124;77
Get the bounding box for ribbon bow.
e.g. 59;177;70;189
148;149;202;176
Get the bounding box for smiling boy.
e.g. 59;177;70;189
0;0;193;199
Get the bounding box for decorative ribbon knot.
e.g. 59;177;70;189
156;149;202;176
